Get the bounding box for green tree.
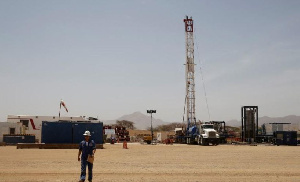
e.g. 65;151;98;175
115;120;136;130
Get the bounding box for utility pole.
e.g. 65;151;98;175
147;110;156;142
183;16;196;134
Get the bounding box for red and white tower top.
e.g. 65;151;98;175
184;17;194;32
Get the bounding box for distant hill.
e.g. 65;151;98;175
102;113;299;130
117;111;169;129
226;115;300;130
102;111;168;130
102;120;117;126
225;119;240;127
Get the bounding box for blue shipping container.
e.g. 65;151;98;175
41;122;73;144
41;121;103;144
73;122;103;144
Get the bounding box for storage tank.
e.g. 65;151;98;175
245;110;255;139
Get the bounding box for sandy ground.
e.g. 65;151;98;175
0;143;299;182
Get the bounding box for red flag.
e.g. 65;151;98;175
60;100;68;112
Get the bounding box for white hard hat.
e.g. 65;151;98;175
83;131;91;136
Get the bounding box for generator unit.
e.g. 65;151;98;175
274;131;297;146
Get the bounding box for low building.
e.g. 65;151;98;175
0;122;23;142
7;115;99;143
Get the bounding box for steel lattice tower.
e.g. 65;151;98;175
183;16;196;132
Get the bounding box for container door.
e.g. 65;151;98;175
73;123;103;144
41;122;73;144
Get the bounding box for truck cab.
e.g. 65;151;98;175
197;123;220;145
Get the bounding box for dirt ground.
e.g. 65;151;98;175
0;144;299;182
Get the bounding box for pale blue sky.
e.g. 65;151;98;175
0;0;299;122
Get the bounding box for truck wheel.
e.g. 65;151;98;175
201;137;205;146
146;141;151;144
186;138;189;144
204;140;209;146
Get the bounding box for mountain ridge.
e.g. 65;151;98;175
226;115;300;129
102;112;300;130
102;111;169;130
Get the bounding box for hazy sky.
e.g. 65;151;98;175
0;0;299;122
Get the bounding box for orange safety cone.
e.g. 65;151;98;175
123;140;128;149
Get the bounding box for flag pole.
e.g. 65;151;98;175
59;99;62;119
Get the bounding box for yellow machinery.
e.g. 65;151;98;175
143;135;152;144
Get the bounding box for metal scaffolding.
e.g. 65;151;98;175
183;16;196;133
241;106;258;142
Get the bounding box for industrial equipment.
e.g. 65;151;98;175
256;123;294;144
143;135;152;144
182;16;220;145
183;15;197;144
147;110;156;144
174;128;185;143
210;121;234;143
115;126;130;142
241;106;258;143
274;131;297;146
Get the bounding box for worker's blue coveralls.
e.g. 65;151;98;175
79;140;96;181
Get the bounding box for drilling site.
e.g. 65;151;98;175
1;1;300;181
0;15;299;182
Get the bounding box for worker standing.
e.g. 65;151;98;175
78;131;96;182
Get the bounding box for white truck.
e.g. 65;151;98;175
196;123;220;146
